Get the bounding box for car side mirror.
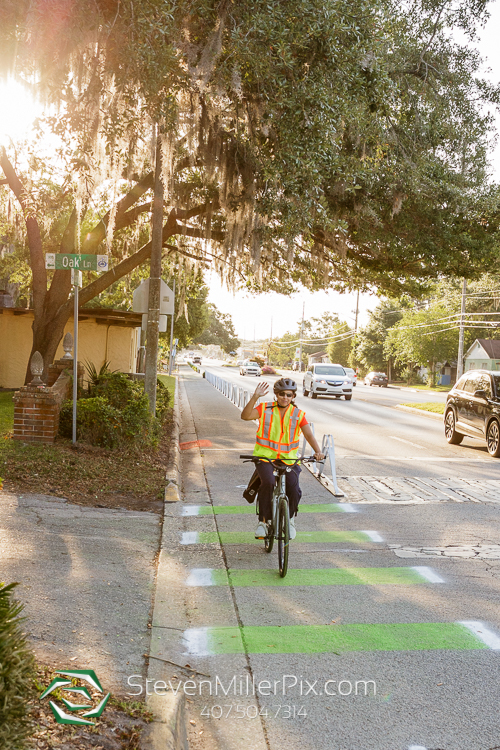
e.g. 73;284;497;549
474;389;488;400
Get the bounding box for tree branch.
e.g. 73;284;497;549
0;146;47;315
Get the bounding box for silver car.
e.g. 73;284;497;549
240;361;262;376
303;364;353;400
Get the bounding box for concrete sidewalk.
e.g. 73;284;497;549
0;490;160;691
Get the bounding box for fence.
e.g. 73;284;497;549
199;368;345;498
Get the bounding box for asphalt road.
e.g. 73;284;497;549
158;367;500;750
202;364;500;481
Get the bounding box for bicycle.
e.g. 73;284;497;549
239;455;317;577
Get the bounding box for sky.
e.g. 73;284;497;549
2;4;500;340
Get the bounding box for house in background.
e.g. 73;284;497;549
307;351;329;365
464;339;500;372
0;305;142;388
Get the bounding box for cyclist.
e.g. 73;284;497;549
241;377;325;539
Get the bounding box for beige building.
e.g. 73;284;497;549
0;307;142;388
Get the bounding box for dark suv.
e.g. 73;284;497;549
444;369;500;457
364;371;388;387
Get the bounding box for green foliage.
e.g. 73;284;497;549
385;306;459;385
326;322;353;366
59;374;170;447
354;301;404;372
193;303;240;353
0;582;36;750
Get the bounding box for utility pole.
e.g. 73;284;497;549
354;290;359;337
298;301;305;372
456;278;467;381
144;125;164;414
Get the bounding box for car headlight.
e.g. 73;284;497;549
317;379;326;384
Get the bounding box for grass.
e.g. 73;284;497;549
0;377;177;512
402;401;445;414
393;382;452;392
157;373;176;393
0;391;15;435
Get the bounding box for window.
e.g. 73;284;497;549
478;374;492;397
455;375;467;390
482;362;488;369
464;374;482;393
314;365;346;376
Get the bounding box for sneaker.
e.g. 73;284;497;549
289;516;297;540
255;521;268;539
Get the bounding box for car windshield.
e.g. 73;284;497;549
247;362;258;366
315;366;345;376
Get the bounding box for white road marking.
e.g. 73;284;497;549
362;530;383;542
181;532;199;544
411;566;445;583
389;436;425;450
408;745;428;749
459;621;500;650
186;569;215;586
182;506;201;516
338;456;490;462
183;627;210;655
339;504;359;513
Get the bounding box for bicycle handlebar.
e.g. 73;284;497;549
239;454;320;463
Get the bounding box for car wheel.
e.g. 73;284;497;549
311;391;317;399
383;384;388;388
486;420;500;457
444;409;464;445
345;395;352;401
303;384;309;397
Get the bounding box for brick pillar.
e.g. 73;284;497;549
47;358;84;388
13;385;61;444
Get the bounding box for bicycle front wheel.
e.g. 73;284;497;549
264;522;274;553
277;496;290;577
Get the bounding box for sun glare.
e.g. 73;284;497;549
0;78;41;145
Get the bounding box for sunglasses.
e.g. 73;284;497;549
276;392;294;398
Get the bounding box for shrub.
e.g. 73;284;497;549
59;397;122;447
59;374;171;448
0;582;36;750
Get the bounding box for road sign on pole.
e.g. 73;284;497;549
45;254;108;271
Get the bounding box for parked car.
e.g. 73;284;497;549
292;361;305;372
444;369;500;457
344;367;357;386
240;361;262;376
364;371;388;387
303;363;352;400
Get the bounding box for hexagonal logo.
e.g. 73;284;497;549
40;669;110;725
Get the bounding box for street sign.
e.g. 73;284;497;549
45;253;108;272
71;269;82;287
132;279;174;315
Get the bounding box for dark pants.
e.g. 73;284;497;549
255;460;302;522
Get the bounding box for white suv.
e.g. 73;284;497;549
303;363;353;400
240;361;262;376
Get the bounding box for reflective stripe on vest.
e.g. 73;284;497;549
254;403;305;459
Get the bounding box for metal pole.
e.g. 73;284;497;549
72;282;78;445
456;278;467;381
298;301;305;371
144;124;164;414
168;278;176;375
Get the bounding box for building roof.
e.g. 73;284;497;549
0;306;143;328
466;338;500;360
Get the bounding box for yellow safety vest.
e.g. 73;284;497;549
253;402;306;463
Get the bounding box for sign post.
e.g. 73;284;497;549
45;254;108;445
71;269;82;445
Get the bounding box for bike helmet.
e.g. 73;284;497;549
273;377;297;395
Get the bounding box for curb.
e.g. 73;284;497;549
395;404;444;421
164;377;181;503
144;374;187;750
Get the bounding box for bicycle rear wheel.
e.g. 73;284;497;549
277;496;290;577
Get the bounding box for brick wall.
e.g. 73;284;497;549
13;369;72;444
